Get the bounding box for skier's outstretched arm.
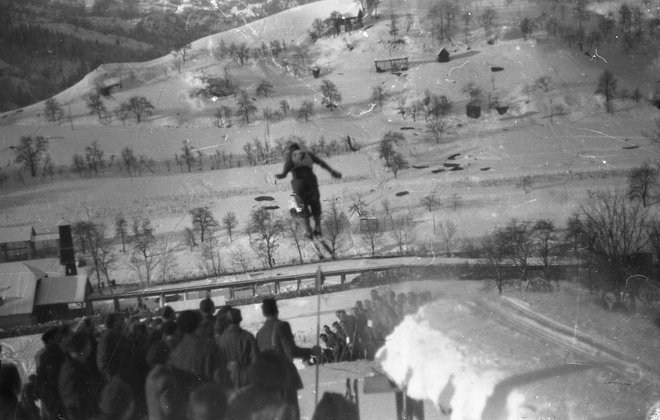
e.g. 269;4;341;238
275;156;293;179
312;154;342;179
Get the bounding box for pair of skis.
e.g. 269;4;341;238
311;233;335;260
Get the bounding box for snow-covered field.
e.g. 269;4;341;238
1;0;660;417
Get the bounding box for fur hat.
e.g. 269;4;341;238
227;307;242;325
177;310;201;334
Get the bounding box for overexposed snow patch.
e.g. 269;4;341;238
376;304;527;420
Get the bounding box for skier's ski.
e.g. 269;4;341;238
313;234;335;260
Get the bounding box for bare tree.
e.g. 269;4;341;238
282;215;308;265
121;96;155;123
184;227;197;251
13;136;49;177
199;233;223;276
501;218;534;286
390;213;415;256
223;211;238;241
480;229;509;295
480;7;498;38
114;213;128;253
360;217;383;257
322;197;349;256
437;219;459;256
85;92;108;121
190;206;219;243
628;163;658;207
279;99;290;116
181;141;196;172
426;119;447;143
320;79;342;111
298;100;315;122
578;190;650;307
44;98;64;122
235;90;257;124
420;194;441;211
130;217;158;287
78;222;116;290
231;245;250;273
532;219;562;289
246;208;283;269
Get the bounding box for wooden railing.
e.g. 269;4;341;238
85;265;399;313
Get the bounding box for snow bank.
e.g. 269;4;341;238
376;303;526;420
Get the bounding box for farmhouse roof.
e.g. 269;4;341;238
0;263;39;316
0;226;33;243
35;274;89;306
374;56;408;62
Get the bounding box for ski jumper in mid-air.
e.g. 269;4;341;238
275;143;342;239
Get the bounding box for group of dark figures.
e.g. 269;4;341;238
0;289;430;420
317;289;430;364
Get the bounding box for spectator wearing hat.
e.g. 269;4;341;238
216;308;257;389
169;310;227;393
256;298;316;420
59;332;102;420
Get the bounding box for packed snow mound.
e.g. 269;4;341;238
376;303;527;420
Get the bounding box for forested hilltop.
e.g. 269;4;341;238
0;0;318;112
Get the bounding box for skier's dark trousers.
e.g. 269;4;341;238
275;143;342;238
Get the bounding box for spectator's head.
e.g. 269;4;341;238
289;143;301;152
189;382;227;420
350;307;359;317
364;300;372;311
57;325;73;350
0;363;21;396
320;333;328;343
323;325;331;334
312;392;359;420
98;377;135;420
178;310;201;334
66;332;92;363
398;293;407;304
41;326;60;345
162;305;175;321
261;298;278;317
227;307;242;325
105;312;125;331
356;301;364;310
146;340;170;367
331;321;341;331
370;289;379;300
214;305;232;336
199;297;215;317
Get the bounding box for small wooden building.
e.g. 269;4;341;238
437;48;450;62
374;57;409;73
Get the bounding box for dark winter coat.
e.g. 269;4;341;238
0;389;35;420
35;343;65;420
96;328;126;379
168;333;225;390
216;324;258;389
145;364;184;420
256;318;311;391
58;356;103;420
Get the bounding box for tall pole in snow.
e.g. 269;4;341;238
314;265;324;406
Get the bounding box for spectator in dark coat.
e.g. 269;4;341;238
91;376;135;420
214;305;232;339
0;362;34;420
188;382;227;420
331;321;349;362
256;298;314;420
322;325;341;363
198;297;216;340
225;350;297;420
216;308;257;389
59;332;103;420
20;375;40;420
169;310;226;393
35;326;67;420
96;312;127;380
145;341;184;420
337;310;358;360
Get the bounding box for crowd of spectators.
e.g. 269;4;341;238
318;289;430;364
0;289;430;420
